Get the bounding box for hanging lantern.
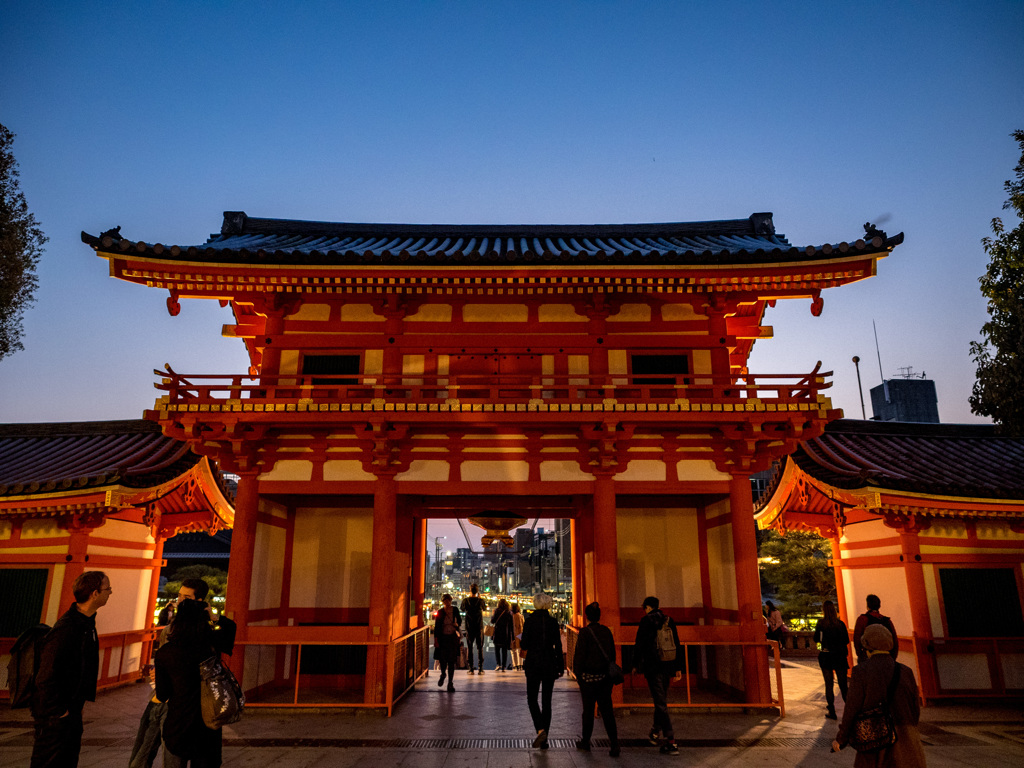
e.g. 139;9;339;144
467;512;528;547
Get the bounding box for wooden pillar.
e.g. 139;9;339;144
225;473;259;631
730;475;772;704
58;524;91;610
696;503;714;625
364;473;397;704
899;529;938;697
592;474;623;704
829;535;853;668
146;508;165;630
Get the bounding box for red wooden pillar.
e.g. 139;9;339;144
730;475;771;704
592;474;622;704
829;535;853;669
225;472;259;677
58;524;91;610
899;529;938;698
364;473;397;704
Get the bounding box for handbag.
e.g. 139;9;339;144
199;654;245;729
587;625;624;686
849;665;901;752
484;624;495;637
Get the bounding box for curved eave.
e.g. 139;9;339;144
83;231;902;272
0;457;234;530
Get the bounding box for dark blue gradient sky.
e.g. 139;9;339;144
2;0;1022;436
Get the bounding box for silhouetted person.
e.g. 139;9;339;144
853;594;898;664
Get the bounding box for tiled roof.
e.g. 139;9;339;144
81;211;903;267
791;419;1024;499
0;420;205;497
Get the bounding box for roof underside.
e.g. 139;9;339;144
790;419;1024;500
0;419;210;497
82;211;903;268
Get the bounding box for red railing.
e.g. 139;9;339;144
153;364;832;411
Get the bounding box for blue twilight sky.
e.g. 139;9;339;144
2;0;1023;448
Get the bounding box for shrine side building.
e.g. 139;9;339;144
82;211;902;709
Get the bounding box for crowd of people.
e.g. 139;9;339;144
27;571;236;768
26;573;923;767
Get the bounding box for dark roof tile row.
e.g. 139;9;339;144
0;420;203;497
82;211;903;268
792;419;1024;499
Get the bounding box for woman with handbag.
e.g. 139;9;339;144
154;599;222;768
572;602;620;757
519;592;564;749
510;603;525;670
490;598;514;671
814;600;851;720
832;624;926;767
433;594;462;692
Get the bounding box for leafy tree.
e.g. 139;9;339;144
163;564;228;600
970;130;1024;435
758;529;835;624
0;124;46;362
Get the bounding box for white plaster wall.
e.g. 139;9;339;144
936;654;992;690
250;522;286;612
290;507;372;609
844;567;911;639
616;507;700;609
706;505;738;612
95;566;150;635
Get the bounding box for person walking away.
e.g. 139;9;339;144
832;624;926;767
765;600;785;643
520;592;564;749
130;577;237;768
433;594;462;691
853;594;899;664
632;595;682;756
490;598;514;671
510;603;525;670
30;571;110;768
155;599;224;767
157;601;175;627
460;583;487;674
814;599;851;720
573;602;620;757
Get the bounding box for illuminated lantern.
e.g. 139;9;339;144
467;512;527;547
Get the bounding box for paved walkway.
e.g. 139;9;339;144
2;658;1022;767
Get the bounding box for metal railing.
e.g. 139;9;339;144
565;626;785;715
152;365;832;413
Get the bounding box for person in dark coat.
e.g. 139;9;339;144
572;602;620;757
832;624;926;767
433;594;462;691
155;599;223;768
460;583;487;674
490;598;515;670
813;599;851;720
631;595;682;756
30;571;110;768
853;594;899;664
519;592;564;749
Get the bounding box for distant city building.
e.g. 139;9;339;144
870;369;939;423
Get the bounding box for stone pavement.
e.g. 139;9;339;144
2;658;1022;767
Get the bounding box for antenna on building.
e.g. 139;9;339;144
872;320;884;382
852;356;867;420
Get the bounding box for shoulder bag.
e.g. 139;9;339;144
849;664;901;752
199;653;245;729
585;625;624;685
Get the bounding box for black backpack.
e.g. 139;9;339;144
7;623;50;709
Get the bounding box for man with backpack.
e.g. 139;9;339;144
460;583;487;674
632;596;682;756
853;594;899;664
30;571;111;768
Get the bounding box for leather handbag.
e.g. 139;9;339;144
849;665;901;752
587;625;624;686
199;654;245;729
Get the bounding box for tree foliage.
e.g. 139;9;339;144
970;130;1024;435
0;124;46;362
758;529;835;623
162;564;228;601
